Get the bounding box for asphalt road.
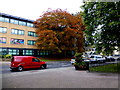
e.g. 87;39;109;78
2;67;118;88
0;60;119;74
0;61;72;74
0;61;119;88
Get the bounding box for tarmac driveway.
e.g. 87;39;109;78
2;67;118;88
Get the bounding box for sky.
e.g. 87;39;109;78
0;0;84;20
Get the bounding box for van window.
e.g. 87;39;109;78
11;57;14;62
32;58;40;62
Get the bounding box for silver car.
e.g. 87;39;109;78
112;55;120;60
88;55;105;63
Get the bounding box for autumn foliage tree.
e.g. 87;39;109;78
34;9;85;56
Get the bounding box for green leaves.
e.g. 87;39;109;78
81;2;120;55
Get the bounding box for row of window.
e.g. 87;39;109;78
0;27;7;33
0;37;36;45
0;48;34;55
0;48;51;56
28;31;38;37
0;16;34;27
11;29;24;35
23;50;34;55
38;51;50;55
0;27;38;37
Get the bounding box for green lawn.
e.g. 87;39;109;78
90;63;120;73
39;57;71;62
0;57;71;62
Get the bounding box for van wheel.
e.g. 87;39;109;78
18;66;23;71
40;64;47;69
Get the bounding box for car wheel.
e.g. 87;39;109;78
18;66;23;71
40;64;47;69
103;60;105;63
98;60;100;63
8;56;11;58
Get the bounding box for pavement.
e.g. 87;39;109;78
2;67;118;88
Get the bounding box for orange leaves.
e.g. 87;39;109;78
34;9;85;53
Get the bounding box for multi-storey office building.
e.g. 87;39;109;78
0;13;51;57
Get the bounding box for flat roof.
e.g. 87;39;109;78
0;13;34;23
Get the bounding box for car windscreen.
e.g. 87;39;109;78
90;56;94;58
114;55;120;56
97;57;102;58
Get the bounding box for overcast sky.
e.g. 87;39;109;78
0;0;84;20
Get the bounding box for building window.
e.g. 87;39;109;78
10;19;26;26
11;29;24;35
4;17;9;22
19;21;26;26
0;17;4;22
28;31;38;37
10;38;24;44
0;27;7;33
8;49;19;55
10;19;19;24
0;17;9;23
27;40;36;45
10;19;15;24
0;37;6;44
23;50;34;55
27;23;34;27
38;50;50;55
0;16;34;28
14;20;19;24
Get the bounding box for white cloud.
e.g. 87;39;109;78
0;0;83;20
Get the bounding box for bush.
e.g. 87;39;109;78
74;53;83;57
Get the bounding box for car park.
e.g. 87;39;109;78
10;56;47;71
88;55;105;63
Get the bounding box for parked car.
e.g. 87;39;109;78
82;55;90;62
70;58;75;65
10;56;47;71
88;55;105;63
105;56;115;62
70;55;90;65
0;51;12;58
112;55;120;60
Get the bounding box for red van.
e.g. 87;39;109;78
10;56;47;71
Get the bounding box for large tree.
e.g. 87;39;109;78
81;2;120;55
34;9;85;55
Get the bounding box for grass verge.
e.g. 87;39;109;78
89;63;120;73
39;57;71;62
0;57;71;62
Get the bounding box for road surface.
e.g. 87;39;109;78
1;67;118;88
0;61;72;74
1;61;119;74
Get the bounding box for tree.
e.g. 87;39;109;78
34;9;85;56
81;2;120;55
